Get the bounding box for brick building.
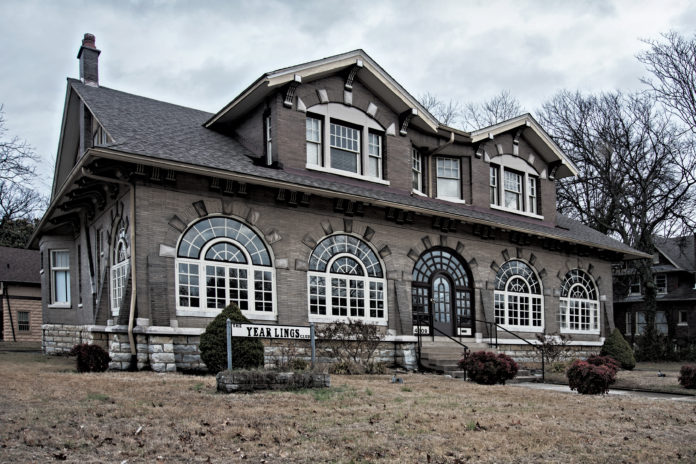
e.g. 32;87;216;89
614;235;696;347
31;34;645;371
0;246;42;342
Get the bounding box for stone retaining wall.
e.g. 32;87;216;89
42;323;418;372
216;370;331;393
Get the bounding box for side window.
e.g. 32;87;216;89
264;114;272;165
489;156;542;217
412;149;423;193
50;250;71;305
306;116;322;166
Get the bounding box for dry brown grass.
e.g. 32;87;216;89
1;352;695;463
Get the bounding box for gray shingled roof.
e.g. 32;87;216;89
70;79;642;257
0;246;40;284
655;235;695;271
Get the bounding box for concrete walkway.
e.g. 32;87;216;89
512;382;696;402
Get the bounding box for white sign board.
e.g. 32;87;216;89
231;323;311;340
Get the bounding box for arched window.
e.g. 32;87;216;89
110;226;129;316
175;217;275;319
494;260;543;331
411;248;473;336
559;269;599;334
307;234;386;323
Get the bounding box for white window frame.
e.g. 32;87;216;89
628;275;641;295
17;311;30;332
367;132;382;178
307;253;387;325
50;250;71;307
412;148;423;193
305;103;388;185
493;260;544;333
656;310;668;335
110;260;129;316
436;157;463;202
655;274;667;294
489;156;543;219
559;270;600;335
306;116;322;166
678;310;688;326
265;114;272;165
176;237;277;320
490;166;499;206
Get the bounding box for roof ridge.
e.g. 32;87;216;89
68;78;214;117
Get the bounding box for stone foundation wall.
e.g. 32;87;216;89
42;324;108;354
498;344;601;366
42;324;418;372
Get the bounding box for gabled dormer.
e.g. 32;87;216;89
469;115;579;223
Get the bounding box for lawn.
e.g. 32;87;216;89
1;352;695;463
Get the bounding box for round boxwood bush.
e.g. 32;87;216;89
567;357;617;395
69;343;111;373
678;365;696;389
199;304;264;374
458;351;518;385
600;328;635;370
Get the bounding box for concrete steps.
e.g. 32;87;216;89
418;337;540;383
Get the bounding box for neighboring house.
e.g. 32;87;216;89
30;34;645;372
614;234;696;347
0;246;42;342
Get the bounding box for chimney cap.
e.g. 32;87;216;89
77;33;101;58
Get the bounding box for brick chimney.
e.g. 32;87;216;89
77;33;101;86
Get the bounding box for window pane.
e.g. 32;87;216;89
368;156;379;177
331;148;358;172
307;142;320;165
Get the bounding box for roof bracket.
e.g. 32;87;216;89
344;60;364;91
283;74;302;108
547;160;562;180
399;108;418;136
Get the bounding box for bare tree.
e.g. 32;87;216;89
418;92;462;127
0;105;45;245
638;31;696;134
540;90;696;359
462;90;524;131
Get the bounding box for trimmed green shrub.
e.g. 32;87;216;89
199;304;264;374
69;343;111;373
458;351;518;385
567;359;616;394
600;328;636;370
678;365;696;389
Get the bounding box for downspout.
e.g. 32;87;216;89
3;282;17;342
81;168;137;369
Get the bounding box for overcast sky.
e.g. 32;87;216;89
1;0;695;196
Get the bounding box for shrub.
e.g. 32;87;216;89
69;343;111;373
329;360;364;375
199;304;264;374
458;351;518;385
600;328;636;370
289;358;309;371
678;365;696;389
585;355;620;375
535;332;572;364
566;359;616;394
318;319;384;373
364;361;388;374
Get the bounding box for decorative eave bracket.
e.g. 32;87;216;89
283;74;302;108
344;60;364;91
399;108;418;136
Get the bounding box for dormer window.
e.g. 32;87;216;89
489;155;542;218
305;103;388;185
436;157;461;201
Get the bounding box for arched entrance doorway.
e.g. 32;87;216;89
411;248;474;337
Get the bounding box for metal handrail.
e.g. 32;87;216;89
474;318;545;382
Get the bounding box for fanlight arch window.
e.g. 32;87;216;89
411;248;473;335
494;260;543;331
110;227;130;316
559;269;599;334
175;217;275;319
307;234;386;323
